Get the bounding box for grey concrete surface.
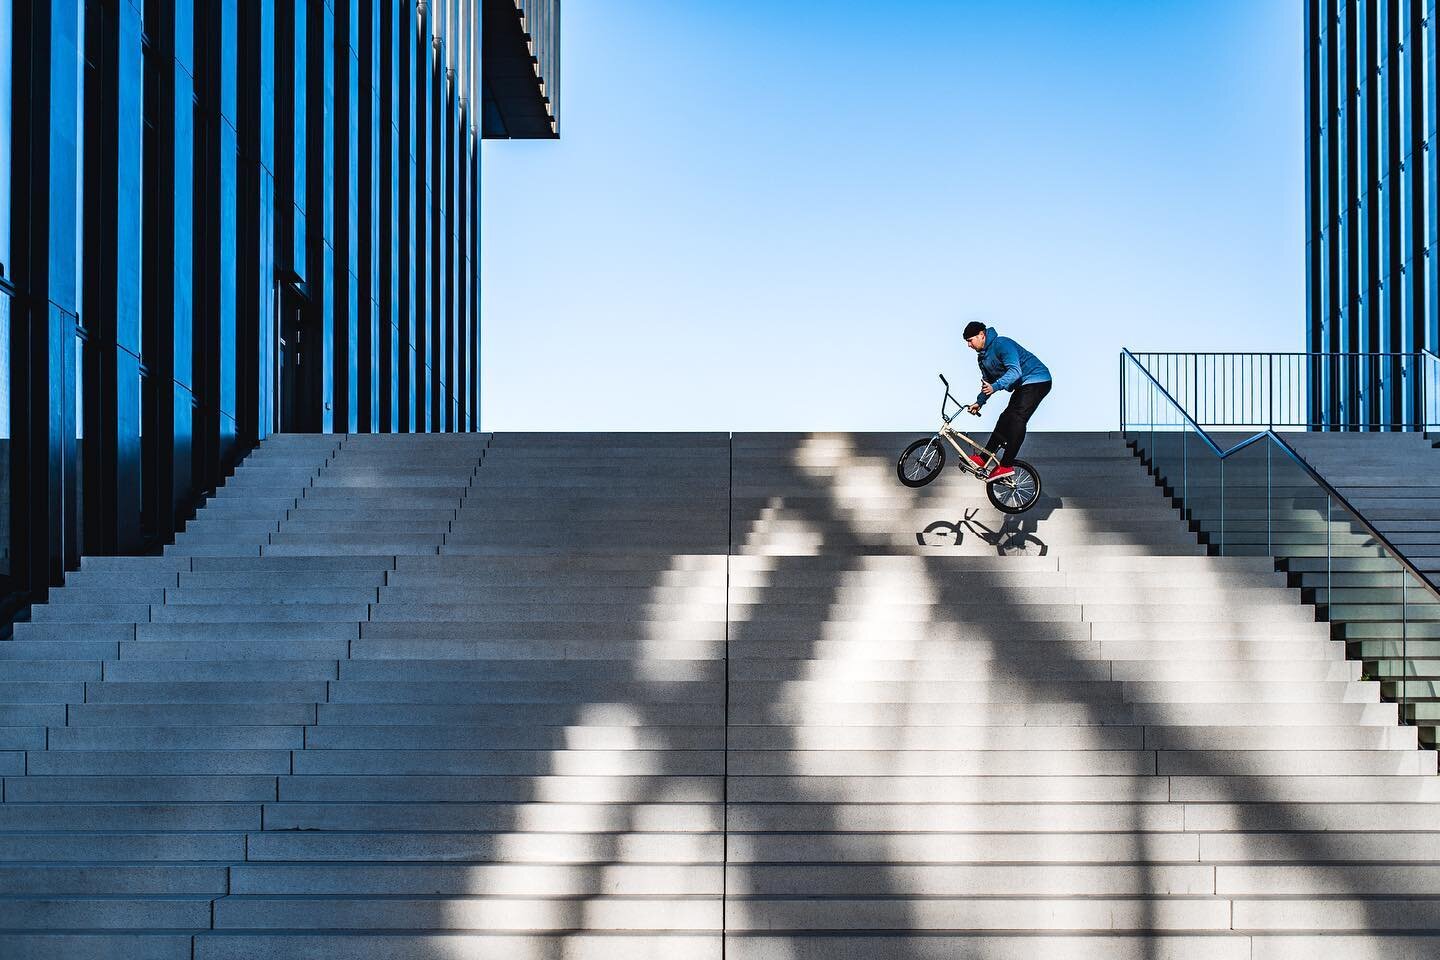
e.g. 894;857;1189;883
0;430;1434;955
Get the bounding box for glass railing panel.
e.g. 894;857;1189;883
1282;475;1433;741
1148;423;1186;501
1179;422;1213;540
1323;547;1421;736
1216;438;1268;557
1267;443;1332;567
1121;351;1440;742
1182;427;1222;547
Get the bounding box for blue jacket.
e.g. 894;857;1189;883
974;326;1051;407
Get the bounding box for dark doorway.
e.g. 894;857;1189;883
278;286;322;434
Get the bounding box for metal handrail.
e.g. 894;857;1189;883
1121;348;1440;606
1126;350;1435;430
1132;351;1426;356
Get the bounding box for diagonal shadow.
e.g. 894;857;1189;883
725;431;1163;958
241;429;1440;958
722;430;1432;959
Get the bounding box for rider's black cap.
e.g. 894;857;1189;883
963;321;986;340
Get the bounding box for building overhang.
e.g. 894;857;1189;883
482;0;560;139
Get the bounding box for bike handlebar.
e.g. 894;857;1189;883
938;374;966;420
938;373;987;419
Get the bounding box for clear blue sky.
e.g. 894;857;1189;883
481;0;1303;432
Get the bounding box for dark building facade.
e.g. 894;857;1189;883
1305;0;1437;427
0;0;558;618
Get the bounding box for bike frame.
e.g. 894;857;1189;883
928;374;996;477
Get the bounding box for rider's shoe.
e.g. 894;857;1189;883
969;454;987;469
986;465;1015;483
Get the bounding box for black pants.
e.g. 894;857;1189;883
986;380;1052;466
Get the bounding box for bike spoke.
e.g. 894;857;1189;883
995;469;1037;508
902;443;941;483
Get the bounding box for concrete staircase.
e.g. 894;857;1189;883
1;431;1438;958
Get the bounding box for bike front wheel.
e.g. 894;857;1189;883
897;437;946;487
986;458;1042;513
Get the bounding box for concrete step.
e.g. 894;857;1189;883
3;776;283;802
0;803;259;830
335;660;718;681
211;899;719;933
259;802;715;833
27;750;294;775
227;862;721;896
47;587;165;604
162;587;380;604
177;572;388;589
302;724;724;750
315;702;721;725
243;830;722;863
0;864;230;894
274;774;723;803
731;658;1356;682
48;726;306;749
263;542;441;557
66;703;318;725
150;604;367;623
117;640;350;661
728;678;1378;704
83;681;330;703
0;832;245;860
348;638;724;661
101;662;339;683
325;680;722;705
279;521;453;535
723;898;1238;932
0;931;197;958
132;622;358;642
0;661;101;681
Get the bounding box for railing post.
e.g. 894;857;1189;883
1423;353;1430;433
1268;354;1275;429
1326;494;1332;611
1120;354;1125;433
1218;455;1225;555
1402;568;1409;726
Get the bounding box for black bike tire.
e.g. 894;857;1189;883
897;438;946;488
986;458;1042;514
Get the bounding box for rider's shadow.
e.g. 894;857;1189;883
917;500;1055;556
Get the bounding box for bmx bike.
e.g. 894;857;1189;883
895;374;1043;515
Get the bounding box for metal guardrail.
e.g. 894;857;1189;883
1120;349;1440;732
1125;351;1440;431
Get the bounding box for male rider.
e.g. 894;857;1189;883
962;321;1052;482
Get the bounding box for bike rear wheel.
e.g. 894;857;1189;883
986;458;1041;513
897;437;946;487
